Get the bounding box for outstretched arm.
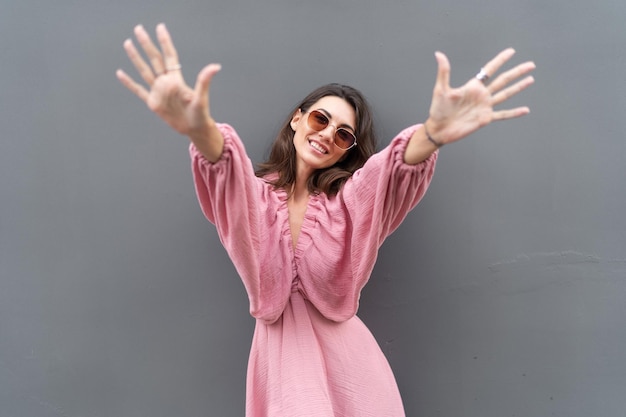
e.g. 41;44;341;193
404;48;536;164
116;24;224;162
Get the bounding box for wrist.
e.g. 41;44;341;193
188;117;216;142
423;122;444;148
188;118;224;163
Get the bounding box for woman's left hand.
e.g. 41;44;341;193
424;48;536;146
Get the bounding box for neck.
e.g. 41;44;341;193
292;162;314;201
291;176;310;202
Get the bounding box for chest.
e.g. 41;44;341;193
287;197;309;249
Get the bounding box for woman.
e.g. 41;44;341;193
116;23;535;416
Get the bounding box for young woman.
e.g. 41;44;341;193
117;23;535;417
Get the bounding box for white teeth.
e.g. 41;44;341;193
309;141;327;154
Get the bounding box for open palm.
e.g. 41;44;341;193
425;48;536;146
116;24;221;139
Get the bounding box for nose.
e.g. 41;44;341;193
317;124;338;143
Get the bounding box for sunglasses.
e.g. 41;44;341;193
306;110;357;150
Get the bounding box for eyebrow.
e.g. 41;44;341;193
317;108;355;132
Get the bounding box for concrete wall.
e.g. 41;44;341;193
1;0;625;416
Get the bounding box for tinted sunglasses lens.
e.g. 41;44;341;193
307;110;356;149
308;110;328;131
335;129;356;149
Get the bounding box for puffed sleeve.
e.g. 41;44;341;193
343;124;438;245
344;123;437;295
190;124;292;323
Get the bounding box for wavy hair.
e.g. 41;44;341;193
256;83;377;196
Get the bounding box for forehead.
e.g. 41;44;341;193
310;96;356;128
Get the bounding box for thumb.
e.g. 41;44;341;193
434;51;451;91
194;63;222;109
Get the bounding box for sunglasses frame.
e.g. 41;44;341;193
306;109;358;150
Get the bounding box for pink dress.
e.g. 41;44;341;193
190;123;437;417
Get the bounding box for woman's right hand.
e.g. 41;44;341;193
116;24;224;159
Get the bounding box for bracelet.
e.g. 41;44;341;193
424;124;443;148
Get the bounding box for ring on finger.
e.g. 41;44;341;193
166;63;182;72
475;68;490;84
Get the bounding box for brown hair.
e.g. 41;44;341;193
256;83;377;196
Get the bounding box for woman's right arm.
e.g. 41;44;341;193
116;23;224;162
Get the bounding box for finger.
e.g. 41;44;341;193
194;63;222;108
488;61;536;94
156;23;182;74
434;51;451;91
481;48;516;80
134;24;165;76
492;106;530;121
492;75;535;106
116;69;150;102
123;38;156;85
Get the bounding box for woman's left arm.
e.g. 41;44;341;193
404;48;536;164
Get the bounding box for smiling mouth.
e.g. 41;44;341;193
308;140;328;154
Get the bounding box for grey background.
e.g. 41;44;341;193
1;0;625;416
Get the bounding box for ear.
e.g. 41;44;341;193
290;109;304;131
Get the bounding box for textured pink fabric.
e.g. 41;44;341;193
191;123;437;417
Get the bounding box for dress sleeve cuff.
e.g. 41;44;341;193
390;124;439;171
188;123;237;168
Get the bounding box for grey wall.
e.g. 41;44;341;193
1;0;625;416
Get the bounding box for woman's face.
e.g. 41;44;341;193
290;95;356;178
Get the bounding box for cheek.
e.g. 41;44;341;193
293;130;306;147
